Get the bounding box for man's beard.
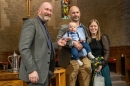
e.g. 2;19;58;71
71;16;80;22
41;13;51;22
43;16;51;22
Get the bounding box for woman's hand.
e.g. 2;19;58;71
95;65;102;72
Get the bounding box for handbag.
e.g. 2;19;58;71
93;72;105;86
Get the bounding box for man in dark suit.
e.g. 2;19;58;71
56;6;92;86
19;2;66;86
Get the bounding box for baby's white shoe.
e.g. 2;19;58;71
77;60;83;66
88;52;95;59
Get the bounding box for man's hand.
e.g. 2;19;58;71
73;41;83;50
57;38;66;47
29;71;39;84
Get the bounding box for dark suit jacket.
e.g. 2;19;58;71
19;17;58;83
56;24;88;68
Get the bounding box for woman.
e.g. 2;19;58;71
88;19;112;86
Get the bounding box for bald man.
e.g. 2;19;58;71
19;2;66;86
57;6;92;86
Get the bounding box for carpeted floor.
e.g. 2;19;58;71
110;72;126;86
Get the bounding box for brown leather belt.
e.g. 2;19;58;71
71;56;86;60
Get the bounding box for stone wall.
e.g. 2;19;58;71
0;0;130;52
0;0;63;52
77;0;130;46
0;0;43;51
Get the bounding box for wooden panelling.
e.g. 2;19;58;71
0;52;10;70
0;51;20;62
0;52;10;62
0;70;27;86
0;80;24;86
126;47;130;58
125;47;130;83
0;51;20;70
110;46;130;74
125;57;130;83
110;46;130;84
110;47;119;58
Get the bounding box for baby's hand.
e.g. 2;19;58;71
65;37;72;41
80;39;85;42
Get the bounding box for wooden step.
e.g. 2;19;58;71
112;81;126;86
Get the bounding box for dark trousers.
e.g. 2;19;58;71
71;42;91;60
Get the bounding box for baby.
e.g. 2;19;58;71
63;22;95;66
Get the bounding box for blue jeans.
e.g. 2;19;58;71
71;42;91;60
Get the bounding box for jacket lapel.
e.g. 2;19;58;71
37;19;51;50
82;25;88;40
36;18;56;58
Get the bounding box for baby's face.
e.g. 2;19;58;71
68;23;77;32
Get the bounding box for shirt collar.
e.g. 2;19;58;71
37;16;45;25
69;31;76;34
78;23;84;28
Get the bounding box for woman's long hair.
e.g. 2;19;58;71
87;19;101;42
